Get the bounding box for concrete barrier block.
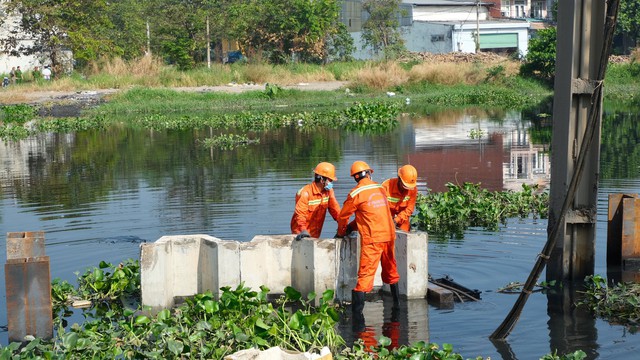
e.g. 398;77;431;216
292;238;338;305
140;241;173;310
374;231;428;299
401;231;428;299
141;234;232;311
335;237;359;303
241;235;293;293
210;239;241;297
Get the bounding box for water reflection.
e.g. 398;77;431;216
409;109;550;193
0;106;639;358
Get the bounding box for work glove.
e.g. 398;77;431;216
295;230;310;241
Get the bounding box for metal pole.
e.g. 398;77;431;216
476;0;480;53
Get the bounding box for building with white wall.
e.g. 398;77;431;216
343;0;531;59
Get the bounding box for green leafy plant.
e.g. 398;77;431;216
200;134;260;150
413;182;549;239
0;104;37;125
577;275;640;332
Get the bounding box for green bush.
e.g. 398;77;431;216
520;27;557;84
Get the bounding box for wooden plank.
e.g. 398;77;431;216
427;283;453;308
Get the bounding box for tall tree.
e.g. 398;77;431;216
105;0;150;60
361;0;406;60
1;0;116;74
151;0;209;69
228;0;343;64
617;0;640;52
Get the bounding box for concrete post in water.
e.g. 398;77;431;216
547;0;605;284
5;231;53;342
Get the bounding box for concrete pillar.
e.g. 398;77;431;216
5;231;53;342
547;0;605;283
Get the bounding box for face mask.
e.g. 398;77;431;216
324;181;334;190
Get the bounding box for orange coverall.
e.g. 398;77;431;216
337;177;400;292
290;181;341;238
382;178;418;232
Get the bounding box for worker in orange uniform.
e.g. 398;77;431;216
336;161;400;320
382;165;418;232
291;162;341;241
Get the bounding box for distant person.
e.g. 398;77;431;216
381;165;418;232
9;67;16;84
337;160;400;321
290;162;341;241
42;66;52;80
2;77;9;88
32;66;41;82
15;66;23;84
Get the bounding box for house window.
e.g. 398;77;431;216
501;0;511;17
431;35;445;42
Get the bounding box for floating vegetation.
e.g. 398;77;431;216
577;275;640;333
35;116;107;133
413;182;549;239
133;101;400;133
200;134;260;150
1;101;400;142
0;104;37;125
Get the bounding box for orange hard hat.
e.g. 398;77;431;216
350;160;373;176
398;165;417;189
314;162;337;181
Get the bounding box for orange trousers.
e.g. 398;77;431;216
354;241;400;292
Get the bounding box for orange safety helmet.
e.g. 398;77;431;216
398;165;417;189
350;160;373;176
314;162;337;181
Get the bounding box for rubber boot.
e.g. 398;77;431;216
352;290;365;315
351;290;366;331
390;283;400;305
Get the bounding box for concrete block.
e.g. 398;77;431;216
210;239;241;297
335;237;359;303
5;257;53;342
241;235;293;293
374;231;429;299
291;237;338;304
141;234;232;311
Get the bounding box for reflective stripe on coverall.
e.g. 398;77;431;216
382;178;418;232
290;181;341;238
337;177;400;292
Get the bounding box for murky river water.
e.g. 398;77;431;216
1;106;639;359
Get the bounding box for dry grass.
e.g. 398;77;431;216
350;62;410;90
86;55;163;77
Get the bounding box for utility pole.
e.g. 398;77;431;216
146;21;151;55
475;0;480;53
206;16;211;69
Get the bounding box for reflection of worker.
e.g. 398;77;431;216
291;162;341;241
337;161;400;319
382;165;418;231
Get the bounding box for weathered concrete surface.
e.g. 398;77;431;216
140;232;428;311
